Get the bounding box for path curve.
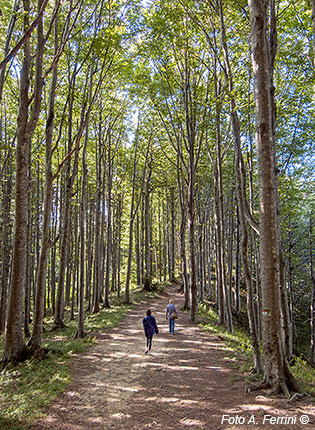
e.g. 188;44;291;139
29;285;315;430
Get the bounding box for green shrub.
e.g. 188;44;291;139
198;302;315;394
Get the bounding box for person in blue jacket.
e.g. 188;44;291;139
143;309;159;355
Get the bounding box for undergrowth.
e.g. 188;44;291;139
198;302;315;396
0;282;168;429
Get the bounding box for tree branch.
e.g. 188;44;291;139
0;0;50;71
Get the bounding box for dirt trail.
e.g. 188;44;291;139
29;285;315;430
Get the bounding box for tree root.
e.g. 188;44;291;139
1;345;30;369
74;331;86;339
287;393;305;404
29;346;50;361
246;379;270;395
249;366;261;375
246;366;305;398
50;321;67;331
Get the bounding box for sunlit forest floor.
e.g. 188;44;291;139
27;285;315;430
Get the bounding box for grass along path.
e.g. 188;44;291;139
26;285;315;430
0;286;163;429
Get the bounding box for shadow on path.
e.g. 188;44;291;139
29;285;315;430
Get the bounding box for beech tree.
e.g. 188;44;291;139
1;0;49;364
248;0;302;396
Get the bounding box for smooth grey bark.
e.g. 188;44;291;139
205;222;213;301
143;160;153;291
248;0;302;396
103;129;113;309
75;79;92;336
29;11;59;350
54;60;77;327
115;195;123;296
92;120;102;314
177;166;189;309
124;118;140;303
219;0;261;369
0;159;12;335
85;197;94;310
135;212;141;286
187;150;197;322
213;57;232;332
24;192;32;338
124;123;150;302
234;208;241;315
310;212;315;363
169;187;176;281
162;201;167;282
70;201;79;321
2;0;46;363
268;0;292;363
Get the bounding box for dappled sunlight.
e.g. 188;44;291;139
135;361;163;368
206;365;225;370
106;351;144;359
83;352;112;362
66;390;80;397
181;339;203;345
110;412;132;420
111;385;142;393
134;361;199;371
143;351;164;357
117;329;141;335
144;396;180;403
180;418;207;426
28;287;315;430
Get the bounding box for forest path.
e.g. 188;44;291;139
29;285;315;430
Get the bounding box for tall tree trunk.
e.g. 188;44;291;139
75;77;91;336
187;167;197;322
24;195;32;338
135;212;141;286
205;221;213;301
219;0;261;368
116;195;123;296
29;12;59;350
54;163;72;327
2;0;46;363
0;161;12;334
178;169;189;309
169;187;176;281
103;130;112;308
124;119;140;303
310;212;315;364
248;0;302;396
54;69;75;327
234;208;241;315
269;0;292;363
144;162;152;291
213;61;232;332
92;125;102;314
86;196;94;310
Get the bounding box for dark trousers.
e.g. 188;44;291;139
146;336;153;350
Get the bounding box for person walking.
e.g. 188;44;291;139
143;309;159;355
166;299;178;335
